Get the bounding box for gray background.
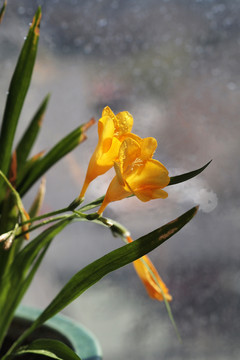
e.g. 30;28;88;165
1;1;240;359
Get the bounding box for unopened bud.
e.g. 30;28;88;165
0;231;12;243
3;233;15;250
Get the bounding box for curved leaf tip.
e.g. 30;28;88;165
168;160;212;186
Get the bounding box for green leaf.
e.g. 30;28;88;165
0;7;41;187
27;206;198;335
0;218;72;348
168;160;212;186
14;339;82;360
16;94;50;171
0;0;7;24
17;124;86;196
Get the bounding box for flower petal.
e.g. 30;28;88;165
118;137;141;172
126;236;172;302
98;116;115;149
97;175;131;214
141;137;157;162
102;106;134;137
133;255;172;301
126;159;170;201
115;111;134;137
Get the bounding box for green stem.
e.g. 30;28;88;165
15;214;73;239
19;197;85;226
19;207;71;226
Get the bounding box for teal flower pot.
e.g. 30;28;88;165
3;306;102;360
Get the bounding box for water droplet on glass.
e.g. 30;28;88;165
18;6;25;15
84;44;93;55
97;18;108;27
227;82;237;91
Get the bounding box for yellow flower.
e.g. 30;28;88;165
98;135;170;214
127;236;172;301
79;106;133;198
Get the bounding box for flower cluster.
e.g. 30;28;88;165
79;106;172;302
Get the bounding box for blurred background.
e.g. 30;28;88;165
1;0;240;359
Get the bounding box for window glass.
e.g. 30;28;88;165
1;1;239;359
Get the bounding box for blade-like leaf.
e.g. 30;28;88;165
31;206;198;331
0;218;72;347
168;160;212;186
17;124;86;196
16;94;50;171
0;0;6;24
0;8;41;190
0;245;49;350
5;206;198;357
14;339;82;360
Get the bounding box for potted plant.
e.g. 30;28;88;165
0;4;210;359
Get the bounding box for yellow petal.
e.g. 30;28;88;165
115;111;134;137
141;137;158;162
97;175;131;214
80;117;121;198
114;161;125;186
98;116;115;148
80;107;135;198
127;236;172;302
134;187;168;202
118;137;141;173
102;106;134;137
126;159;170;201
133;255;172;301
102;106;116;120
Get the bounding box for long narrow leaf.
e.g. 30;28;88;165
0;245;49;349
0;218;72;347
0;0;7;23
168;160;212;186
0;8;41;186
16;94;50;171
31;206;198;331
14;339;82;360
17;124;86;196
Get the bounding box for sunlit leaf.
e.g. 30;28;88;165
16;94;50;171
14;339;82;360
0;8;41;191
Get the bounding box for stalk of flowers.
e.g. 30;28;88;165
78;107;172;302
97;134;170;214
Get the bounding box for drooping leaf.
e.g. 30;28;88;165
16;94;50;171
17;124;87;196
0;0;7;24
0;7;41;196
168;160;212;186
13;339;82;360
13;206;198;349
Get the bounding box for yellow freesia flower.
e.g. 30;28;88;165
79;106;133;198
127;236;172;302
97;135;170;214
